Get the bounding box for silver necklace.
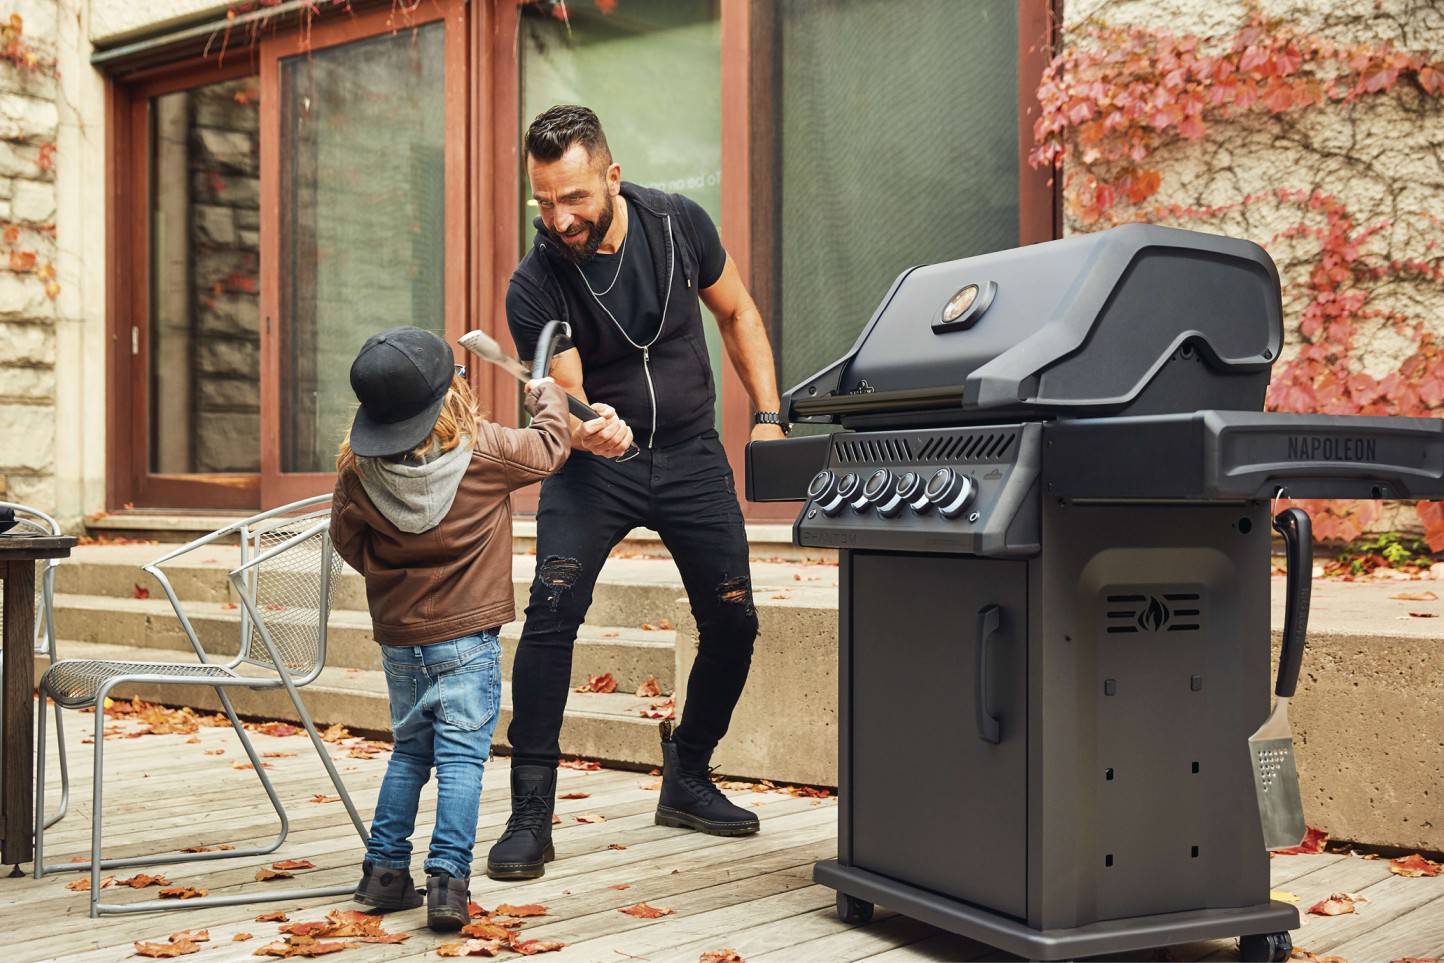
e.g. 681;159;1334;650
577;222;627;297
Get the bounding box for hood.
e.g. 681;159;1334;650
355;439;472;534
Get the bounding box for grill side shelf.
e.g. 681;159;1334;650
1043;411;1444;500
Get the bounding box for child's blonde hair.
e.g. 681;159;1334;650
337;375;481;475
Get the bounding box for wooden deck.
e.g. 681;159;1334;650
5;706;1442;962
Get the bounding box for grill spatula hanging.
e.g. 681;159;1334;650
1249;506;1311;850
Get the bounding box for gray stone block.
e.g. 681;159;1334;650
193;126;258;174
198;337;258;378
198;292;259;337
197;375;259;410
195;410;260;471
192;203;236;245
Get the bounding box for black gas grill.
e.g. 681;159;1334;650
747;224;1444;961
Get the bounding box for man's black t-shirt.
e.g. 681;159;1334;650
507;194;727;359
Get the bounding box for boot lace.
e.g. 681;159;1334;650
678;764;727;803
503;792;552;838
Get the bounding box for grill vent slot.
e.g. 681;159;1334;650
837;431;1014;465
1102;591;1204;635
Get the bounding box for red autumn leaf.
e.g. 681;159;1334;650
119;873;171;888
309;794;341;803
255;867;293;881
1389;853;1444;877
635;675;663;698
493;903;548;918
619;902;674;919
701;951;746;963
234;933;254;941
595;0;617;15
1390;590;1438;601
253;721;302;737
609;883;631;890
460;922;513;941
436;940;505;958
575;813;606;824
133;941;200;958
575;673;618;694
133;584;150;599
558;791;591;800
1409;612;1438;618
511;939;567;955
608;843;628;850
255;911;289;922
252;935;349;957
1292;951;1348;963
1390;958;1442;963
271;859;315;870
1308;891;1368;916
1273;826;1327;854
551;813;562;825
158;886;207;899
559;758;601;771
168;930;210;943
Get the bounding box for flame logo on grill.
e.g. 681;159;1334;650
1138;596;1171;632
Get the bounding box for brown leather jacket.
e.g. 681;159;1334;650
330;382;569;646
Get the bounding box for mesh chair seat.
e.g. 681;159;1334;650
41;659;240;709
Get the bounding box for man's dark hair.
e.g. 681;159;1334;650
524;104;612;168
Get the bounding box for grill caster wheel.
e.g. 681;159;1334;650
836;893;874;925
1238;931;1292;962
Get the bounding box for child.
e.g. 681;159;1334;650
329;325;568;931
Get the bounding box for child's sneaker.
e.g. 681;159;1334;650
426;871;471;932
353;860;423;911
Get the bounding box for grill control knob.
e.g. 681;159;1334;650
807;470;837;501
926;467;977;519
822;472;860;516
853;468;892;512
878;471;920;518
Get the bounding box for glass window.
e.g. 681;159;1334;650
279;23;447;473
149;76;262;474
518;0;723;426
775;0;1020;396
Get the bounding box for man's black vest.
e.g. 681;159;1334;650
509;182;715;449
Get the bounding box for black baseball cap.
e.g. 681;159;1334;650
347;326;454;457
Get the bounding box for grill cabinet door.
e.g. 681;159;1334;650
848;552;1028;919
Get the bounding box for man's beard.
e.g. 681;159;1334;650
549;198;614;265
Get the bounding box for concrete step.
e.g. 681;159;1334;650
85;513;833;562
51;544;839;631
49;593;677;692
36;639;669;769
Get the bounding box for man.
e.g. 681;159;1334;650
487;105;788;880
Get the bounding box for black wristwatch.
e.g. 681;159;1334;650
753;411;791;435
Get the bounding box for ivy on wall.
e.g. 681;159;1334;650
0;13;59;300
1030;11;1444;546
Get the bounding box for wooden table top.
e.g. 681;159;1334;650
0;534;78;561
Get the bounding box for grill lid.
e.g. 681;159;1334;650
784;224;1283;427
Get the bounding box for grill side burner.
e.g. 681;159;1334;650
747;223;1444;961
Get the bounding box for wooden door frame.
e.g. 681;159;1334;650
257;0;471;507
107;56;263;511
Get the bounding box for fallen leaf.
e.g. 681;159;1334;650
620;902;674;919
608;843;628;850
133;940;200;958
609;883;631;890
134;584;151;599
436;940;505;957
1408;611;1438;618
205;748;226;756
119;873;171;888
234;933;254;941
252;934;348;957
159;886;207;899
264;751;298;759
271;859;315;870
639;780;661;791
66;876;116;891
460;922;512;941
558;792;591;800
168;930;210;943
494;903;548;917
559;758;601;771
233;761;274;770
700;951;745;963
635;675;663;698
1390;590;1438;601
575;673;619;694
185;736;201;744
1273;826;1328;854
309;794;341;804
251;721;302;738
1389;958;1442;963
255;868;294;881
1287;952;1348;963
1270;889;1299;903
256;911;289;922
575;813;606;824
511;939;567;955
1308;891;1369;916
1390;853;1444;877
551;813;562;825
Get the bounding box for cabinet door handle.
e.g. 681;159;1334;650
976;604;1001;744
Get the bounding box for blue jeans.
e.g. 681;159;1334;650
366;632;501;880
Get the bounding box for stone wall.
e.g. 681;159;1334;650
0;0;58;509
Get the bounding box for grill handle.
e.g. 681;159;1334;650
1272;508;1312;699
976;604;1002;744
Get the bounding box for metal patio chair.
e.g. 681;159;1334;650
0;500;70;829
33;495;370;916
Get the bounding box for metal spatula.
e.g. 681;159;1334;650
1249;507;1311;850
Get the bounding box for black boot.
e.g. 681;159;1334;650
485;764;557;880
426;871;471;932
353;860;423;911
655;724;759;836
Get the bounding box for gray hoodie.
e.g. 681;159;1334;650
355;438;473;534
